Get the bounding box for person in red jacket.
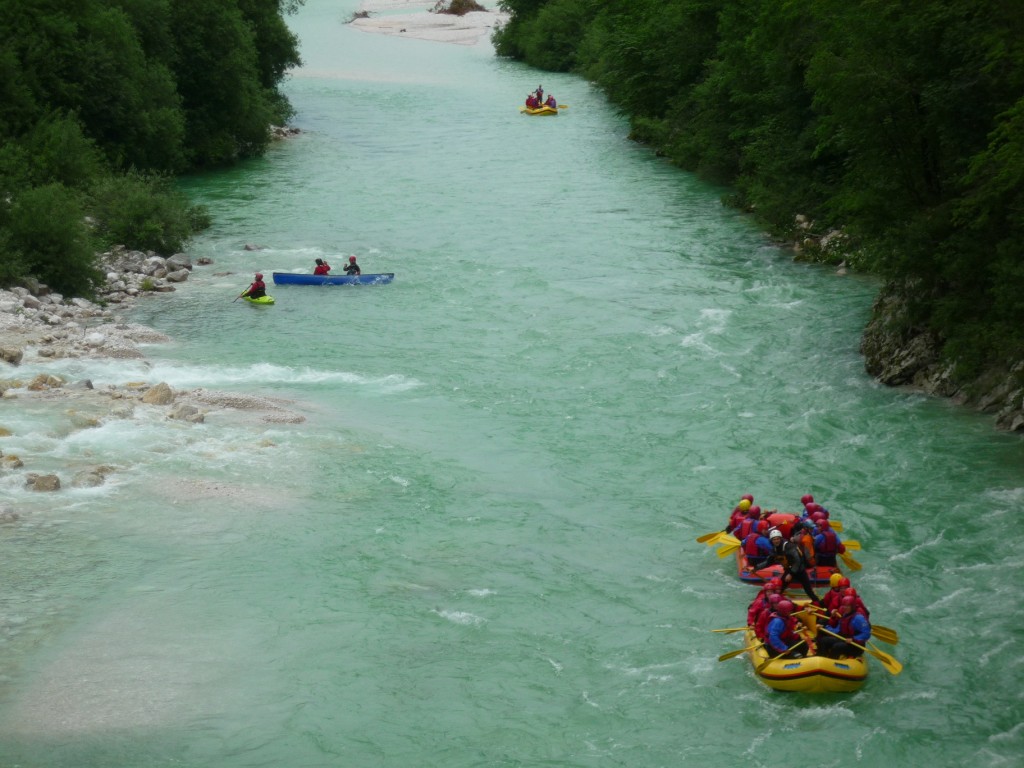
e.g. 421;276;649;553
746;578;783;627
242;272;266;299
821;574;848;613
754;593;783;640
314;258;331;275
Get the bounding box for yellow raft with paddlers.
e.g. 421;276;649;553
742;606;868;693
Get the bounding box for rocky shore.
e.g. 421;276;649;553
788;218;1024;433
0;247;307;507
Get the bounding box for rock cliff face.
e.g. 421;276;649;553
860;280;1024;432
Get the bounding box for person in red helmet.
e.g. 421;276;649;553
821;573;846;612
818;596;871;658
314;257;331;275
747;577;783;627
765;600;805;658
241;272;266;299
754;593;783;640
842;587;870;618
734;505;763;540
813;518;846;567
800;494;814;506
344;255;361;276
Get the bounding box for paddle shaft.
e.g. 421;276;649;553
819;627;901;674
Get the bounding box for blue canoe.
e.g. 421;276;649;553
272;272;394;286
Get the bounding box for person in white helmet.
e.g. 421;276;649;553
766;528;821;605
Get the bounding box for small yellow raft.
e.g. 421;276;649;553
743;606;868;693
520;105;559;116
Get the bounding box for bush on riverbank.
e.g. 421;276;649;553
493;0;1024;389
0;0;302;296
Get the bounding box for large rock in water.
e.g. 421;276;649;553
142;382;174;405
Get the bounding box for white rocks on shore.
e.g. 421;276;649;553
0;247;308;514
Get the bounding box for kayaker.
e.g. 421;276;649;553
314;258;331;275
816;596;871;658
767;527;821;605
765;600;805;658
242;272;266;299
344;256;361;276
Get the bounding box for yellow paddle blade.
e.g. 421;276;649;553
830;520;843;532
711;627;750;634
868;642;903;675
716;543;740;558
843;539;861;551
870;624;899;645
839;551;863;571
558;104;569;109
696;531;723;543
719;642;761;662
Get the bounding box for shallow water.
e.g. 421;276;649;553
1;1;1023;765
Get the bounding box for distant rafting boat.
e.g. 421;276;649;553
271;272;395;286
520;105;559;116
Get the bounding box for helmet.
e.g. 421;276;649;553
315;258;323;265
255;273;263;279
767;593;782;605
776;600;794;616
838;577;850;588
800;494;814;505
740;494;754;503
748;505;761;516
768;528;783;540
811;511;826;522
816;519;830;529
840;596;856;607
829;573;843;588
767;578;783;590
738;499;751;512
842;588;858;598
807;502;822;513
349;256;357;262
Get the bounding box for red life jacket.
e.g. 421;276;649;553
817;529;840;554
742;532;763;556
822;588;843;612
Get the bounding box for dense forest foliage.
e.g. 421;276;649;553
0;0;302;297
494;0;1024;377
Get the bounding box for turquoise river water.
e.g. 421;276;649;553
1;1;1023;765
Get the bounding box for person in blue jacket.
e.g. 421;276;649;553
813;519;846;567
765;600;805;658
817;596;871;658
